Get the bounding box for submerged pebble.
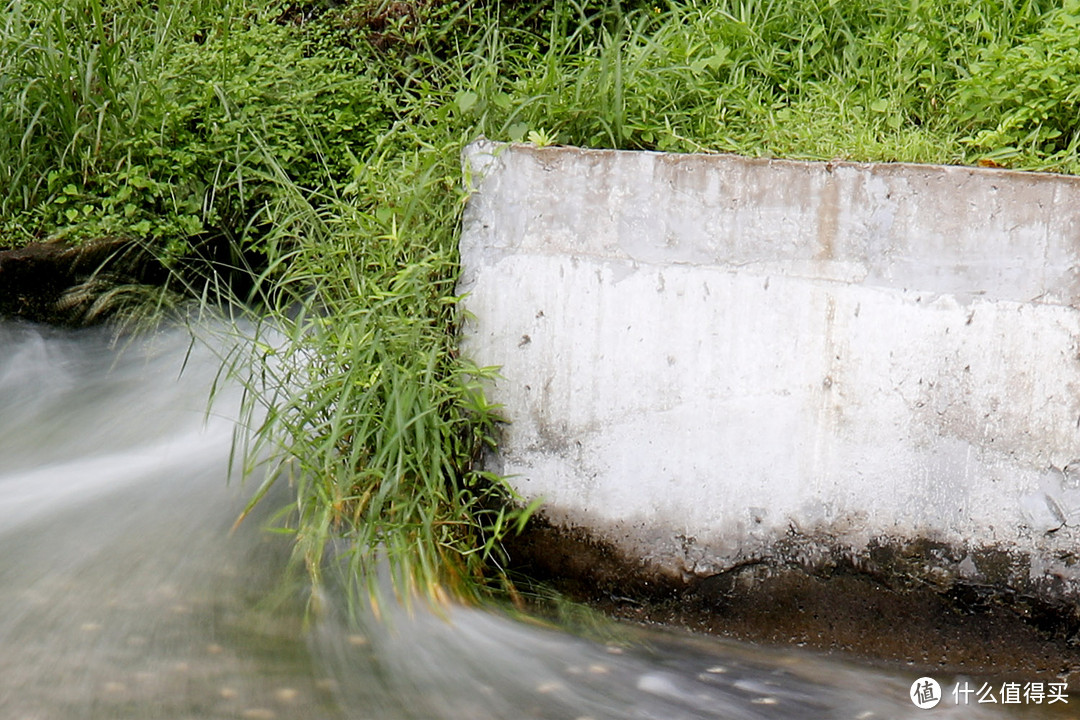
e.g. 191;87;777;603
240;709;276;720
273;687;299;703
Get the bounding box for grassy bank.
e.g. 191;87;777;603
5;0;1080;605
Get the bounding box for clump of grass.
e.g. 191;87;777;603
442;0;1062;165
0;0;388;259
956;0;1080;171
220;149;537;606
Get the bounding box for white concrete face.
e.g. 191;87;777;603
458;141;1080;595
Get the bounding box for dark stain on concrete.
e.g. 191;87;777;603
506;514;1080;683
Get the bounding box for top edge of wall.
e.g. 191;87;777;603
463;138;1080;186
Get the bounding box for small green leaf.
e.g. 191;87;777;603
455;90;479;113
870;99;889;113
178;215;203;235
707;47;730;69
508;122;529;142
528;128;555;147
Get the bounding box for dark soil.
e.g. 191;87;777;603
0;234;260;326
0;240;166;325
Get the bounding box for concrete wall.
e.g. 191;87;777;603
458;140;1080;600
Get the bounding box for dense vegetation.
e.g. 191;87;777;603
4;0;1080;604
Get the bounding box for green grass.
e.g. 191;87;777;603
215;148;535;607
6;0;1080;607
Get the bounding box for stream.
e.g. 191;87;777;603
0;319;1067;719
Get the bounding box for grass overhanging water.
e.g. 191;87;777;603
4;0;1080;608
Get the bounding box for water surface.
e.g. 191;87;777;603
0;320;1055;719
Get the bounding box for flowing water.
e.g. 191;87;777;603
0;319;1067;719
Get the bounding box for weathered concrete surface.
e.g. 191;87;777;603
458;140;1080;608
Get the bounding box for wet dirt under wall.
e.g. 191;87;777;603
508;515;1080;685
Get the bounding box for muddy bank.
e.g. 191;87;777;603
508;515;1080;684
0;235;262;325
0;240;168;325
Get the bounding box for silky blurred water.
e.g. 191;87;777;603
0;319;1058;719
